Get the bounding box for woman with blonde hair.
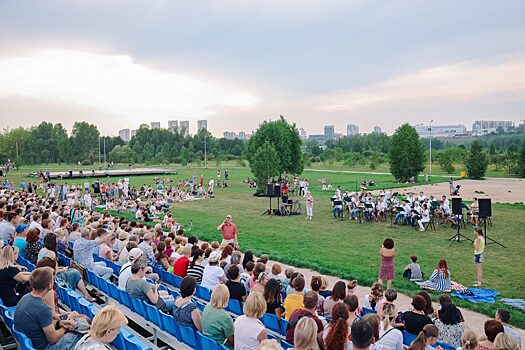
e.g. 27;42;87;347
202;284;234;345
494;333;519;350
74;306;128;349
0;246;30;306
407;324;439;350
234;292;267;350
294;317;319;350
458;330;477;350
376;304;403;350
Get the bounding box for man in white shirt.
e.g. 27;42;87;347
83;190;92;211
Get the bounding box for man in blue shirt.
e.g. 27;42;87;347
73;228;113;280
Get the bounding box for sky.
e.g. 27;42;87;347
0;0;524;136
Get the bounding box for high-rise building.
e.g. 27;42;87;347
118;129;130;141
130;129;138;138
472;120;514;135
324;125;335;138
150;122;161;129
415;124;467;137
168;120;178;133
299;128;307;140
346;124;359;136
180;121;190;137
197;120;208;131
373;126;382;134
223;131;237;139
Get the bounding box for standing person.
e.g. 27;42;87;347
473;228;485;287
305;191;314;220
448;178;454;195
379;238;395;289
217;215;238;248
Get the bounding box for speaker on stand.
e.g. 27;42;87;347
478;198;506;248
449;197;473;246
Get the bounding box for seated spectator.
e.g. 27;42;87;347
477;320;504;350
324;302;351;350
323;280;346;318
403;255;423;281
252;262;267;290
403;295;434;335
118;235;139;265
201;251;227;290
434;303;464;347
363;282;384;311
126;258;172;313
74;306;128;350
68;223;82;242
38;232;58;263
459;330;478;350
495;309;521;347
283;276;305;320
226;264;247;303
343;294;360;326
310;276;325;315
187;248;205;284
251;271;269;295
138;232;155;264
240;261;254;293
202;284;234;345
376;304;403;350
13;224;28;257
25;227;42;265
242;250;255;270
14;267;83;350
154;241;170;271
286;291;324;346
351;319;375;350
268;263;284;282
407;324;440;350
435;294;463;321
419;259;451;292
418;291;435;316
173;244;192;277
99;233;118;262
234;292;267;350
221;244;234;264
115;230;128;254
264;278;282;319
377;288;397;318
224;251;243;279
0;245;30;306
293;317;320;350
73;228;113;280
173;276;202;331
118;248;143;290
494;333;519;350
362;314;381;350
282;266;295;295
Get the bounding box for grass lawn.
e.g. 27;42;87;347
4;163;525;328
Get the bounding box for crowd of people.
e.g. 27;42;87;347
0;173;520;350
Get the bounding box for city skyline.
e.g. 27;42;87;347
1;1;524;135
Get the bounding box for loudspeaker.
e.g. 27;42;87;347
452;197;462;215
274;185;281;197
478;198;492;218
266;183;274;197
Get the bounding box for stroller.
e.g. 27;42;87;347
452;185;461;196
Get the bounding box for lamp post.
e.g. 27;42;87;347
429;120;433;176
204;134;207;168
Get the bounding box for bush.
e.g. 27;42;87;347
80;159;92;166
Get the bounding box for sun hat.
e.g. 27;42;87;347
15;224;29;233
128;248;143;261
118;230;128;240
208;251;221;263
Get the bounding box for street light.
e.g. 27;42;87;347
429;120;433;176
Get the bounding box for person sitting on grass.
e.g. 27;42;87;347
403;255;423;281
419;259;451;292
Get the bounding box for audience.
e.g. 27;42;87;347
234;292;267;350
377;304;403;350
201;251;227;290
494;333;519;350
477;320;504;350
226;264;247;303
263;278;283;319
126;258;172;313
0;245;30;306
403;295;434;335
173;276;202;331
459;330;478;350
324;302;351;350
294;317;320;350
407;324;440;350
201;284;234;345
74;306;128;350
323;280;346;318
286;291;324;348
24;227;42;265
495;309;521;347
434;302;464;347
283;275;305;320
351;319;375;350
187;248;205;283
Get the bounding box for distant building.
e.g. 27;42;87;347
130;129;138;138
168;120;178;133
197;119;208;131
118;128;130;141
299;127;307;140
415;124;467;138
373;126;382;134
150;122;161;129
346;124;359;136
180;121;190;137
308;134;329;145
472;120;514;135
324;125;335;138
223;131;237;139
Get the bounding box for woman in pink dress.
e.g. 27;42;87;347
379;238;395;289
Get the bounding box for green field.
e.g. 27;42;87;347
4;164;524;328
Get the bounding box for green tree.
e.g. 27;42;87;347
248;116;303;176
517;140;525;178
465;140;488;179
70;122;100;163
389;124;425;182
251;143;280;191
436;150;455;174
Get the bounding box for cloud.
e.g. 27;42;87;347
317;55;525;111
0;49;259;123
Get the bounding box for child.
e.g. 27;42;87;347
457;330;477;350
404;255;423;281
282;267;295;295
269;263;284;282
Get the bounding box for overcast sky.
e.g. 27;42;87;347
0;0;524;136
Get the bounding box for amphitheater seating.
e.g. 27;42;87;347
197;331;220;350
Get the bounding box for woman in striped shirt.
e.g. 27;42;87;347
187;248;205;284
422;259;451;292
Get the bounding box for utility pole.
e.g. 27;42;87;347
98;137;101;166
204;134;207;168
429;120;433;176
103;137;106;167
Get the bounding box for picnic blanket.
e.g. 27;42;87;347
500;298;525;312
452;288;500;304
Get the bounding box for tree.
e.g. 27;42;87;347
248;116;303;176
70;122;100;163
251;143;280;191
517;140;525;178
436;150;455;174
465;140;488;179
389;124;425;182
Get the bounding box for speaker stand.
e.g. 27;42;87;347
449;217;473;247
480;217;506;248
262;195;273;216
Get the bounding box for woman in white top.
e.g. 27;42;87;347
75;306;127;350
418;204;431;232
234;292;267;350
376;304;403;350
201;251;227;290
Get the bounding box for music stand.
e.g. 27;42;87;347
334;200;344;220
364;203;373;222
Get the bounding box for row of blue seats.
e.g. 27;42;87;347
402;329;455;350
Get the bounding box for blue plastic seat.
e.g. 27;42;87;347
195;300;207;312
119;289;133;309
171;274;183;288
107;283;121;303
89;305;99;319
281;339;294;349
220;344;229;350
98;277;110;295
362;307;377;315
67;289;82;311
78;297;92;317
160;311;181;340
402;330;417;346
4;310;14;330
179;324;197;348
124;334;153;350
280;318;289;336
226;298;243;315
112;328;131;349
86;269;99;289
22;337;37;350
262;313;281;333
196;285;212;301
197;331;219;350
144;302;162;328
131;298;146;316
167;289;181;300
